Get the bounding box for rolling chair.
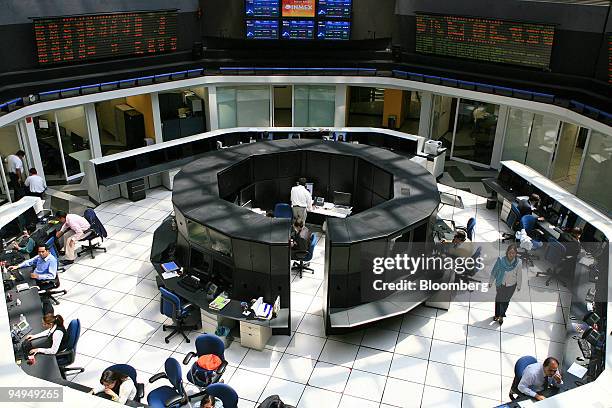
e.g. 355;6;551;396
56;319;85;379
77;208;107;259
104;364;145;403
537;238;567;286
516;214;544;266
273;203;293;219
183;334;228;400
45;236;65;273
206;383;239;408
456;217;476;241
37;275;67;305
148;358;190;408
454;246;482;287
502;203;521;242
291;233;319;279
509;355;537;401
160;287;198;343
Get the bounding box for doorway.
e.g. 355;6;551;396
551;123;588;193
273;86;293;127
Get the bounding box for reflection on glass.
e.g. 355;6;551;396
187;221;211;249
208;227;233;258
430;94;455;144
236;86;270;127
502;108;534;162
347;86;384;127
452;99;499;165
294;85;335;127
524;114;558;175
159;88;206;141
95;97;150;156
217;87;237;129
576;131;612;212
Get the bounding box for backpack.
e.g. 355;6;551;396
189;354;222;387
258;395;294;408
84;209;107;239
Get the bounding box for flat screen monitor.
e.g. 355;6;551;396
333;191;351;206
281;20;315;39
305;183;314;195
316;20;350;40
190;248;212;276
246;20;279;39
240;184;255;206
209;227;233;258
212;259;234;287
282;0;315;18
245;0;280;17
317;0;351;19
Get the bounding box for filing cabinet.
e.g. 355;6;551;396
239;320;272;351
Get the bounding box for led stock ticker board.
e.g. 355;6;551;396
416;13;555;69
33;10;178;65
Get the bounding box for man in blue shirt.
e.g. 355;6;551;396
9;244;58;284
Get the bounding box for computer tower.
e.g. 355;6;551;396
114;104;145;149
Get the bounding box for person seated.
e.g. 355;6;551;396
518;194;544;220
512;356;563;401
90;369;137;404
199;392;224;408
12;225;37;258
558;227;582;277
24;168;46;198
55;210;90;265
23;313;67;357
8;243;57;287
442;230;473;258
290;220;312;255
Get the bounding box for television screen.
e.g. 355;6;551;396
281;0;315;18
246;20;280;39
245;0;280;18
281;20;315;39
317;20;350;40
318;0;352;19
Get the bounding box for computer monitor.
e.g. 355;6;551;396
305;183;314;195
190;248;211;277
212;259;234;288
333;191;351;206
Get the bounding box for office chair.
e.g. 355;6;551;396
147;358;190;408
45;236;65;274
291;233;319;278
517;214;543;266
273;203;293;219
182;334;228;400
456;217;476;241
56;319;85;379
454;246;482;287
206;383;239;408
501;203;521;242
537;238;567;286
37;275;67;305
159;287;198;343
104;364;145;403
77;209;108;259
509;355;537;401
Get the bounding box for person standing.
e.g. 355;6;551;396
6;150;26;201
55;211;90;265
24;168;46;198
489;244;523;325
290;177;313;224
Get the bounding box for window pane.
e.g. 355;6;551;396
308;86;335;126
236;86;270;127
217;87;237;129
524;114;558;175
159;88;206;141
502;108;534;162
576;131;612;212
55;106;91;176
293;86;309;127
453;99;499;165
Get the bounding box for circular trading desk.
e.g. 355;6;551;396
164;138;440;335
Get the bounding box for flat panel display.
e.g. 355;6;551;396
246;20;280;39
245;0;280;18
281;20;315;39
33;10;177;65
317;0;352;19
281;0;316;17
415;13;555;69
316;20;350;40
608;33;612;84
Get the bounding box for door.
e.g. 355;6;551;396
450;98;500;167
551;123;588;192
273;85;293;127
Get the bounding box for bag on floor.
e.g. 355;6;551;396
258;395;295;408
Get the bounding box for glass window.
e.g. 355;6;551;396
502;108;534;162
95;97;153;156
524;114;559;175
294;85;335;127
347;86;383;127
452;99;500;165
217;87;237;129
0;124;22;202
237;86;270;127
576;131;612;212
159;87;207;141
430;94;456;145
187;221;211;249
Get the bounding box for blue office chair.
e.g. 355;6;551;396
147;358;189;408
104;364;145;403
291;233;319;278
517;214;544;265
160;287;198;343
36;237;67;305
45;236;65;272
537;238;567;286
509;355;537;400
77;208;107;259
182;334;228;399
502;203;521;242
273;203;293;219
56;319;85;379
206;383;239;408
456;217;476;241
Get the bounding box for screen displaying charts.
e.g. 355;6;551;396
281;20;315;39
318;0;351;19
317;20;350;40
245;0;280;18
281;0;315;18
246;20;280;40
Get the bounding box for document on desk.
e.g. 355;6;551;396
567;362;588;378
161;271;179;279
517;399;534;407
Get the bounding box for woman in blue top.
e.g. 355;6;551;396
488;244;523;325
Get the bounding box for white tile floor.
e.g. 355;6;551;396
52;186;568;408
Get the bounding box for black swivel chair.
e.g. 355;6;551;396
77;209;108;259
37;275;67;305
537;238;568;286
501;203;521;242
159;287;198;343
104;364;145;403
56;319;85;379
454;246;482;288
291;233;319;279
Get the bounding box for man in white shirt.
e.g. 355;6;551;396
290;178;313;224
6;150;26;200
55;210;91;264
512;357;563;401
24;168;46;198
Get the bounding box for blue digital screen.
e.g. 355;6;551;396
245;0;280;18
246;20;279;39
281;20;315;39
317;0;352;19
317;20;350;40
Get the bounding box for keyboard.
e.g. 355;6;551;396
578;338;592;359
178;275;201;292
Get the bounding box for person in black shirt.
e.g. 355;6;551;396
558;227;582;278
290;220;311;254
518;194;541;218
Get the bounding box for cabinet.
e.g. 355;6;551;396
239;321;272;350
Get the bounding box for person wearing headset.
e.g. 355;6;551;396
24;313;67;356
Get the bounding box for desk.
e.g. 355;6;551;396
310;203;352;219
537;219;562;240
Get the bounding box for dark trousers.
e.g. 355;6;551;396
495;284;517;318
8;173;25;201
26;191;44;199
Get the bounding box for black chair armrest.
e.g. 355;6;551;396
292;250;309;260
165;395;184;407
217;360;228;375
149;372;168;383
182;302;194;312
55;349;72;360
136;383;145;400
183;352;196;365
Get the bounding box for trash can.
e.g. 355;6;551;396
486;197;497;210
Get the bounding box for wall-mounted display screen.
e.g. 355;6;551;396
282;20;315;39
317;20;350;40
415;13;555;69
246;19;280;39
33;10;177;65
245;0;280;18
317;0;352;19
282;0;315;18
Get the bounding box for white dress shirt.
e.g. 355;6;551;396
290;185;313;210
25;174;46;193
7;154;23;174
94;380;137;403
518;362;563;398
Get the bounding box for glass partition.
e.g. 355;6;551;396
217;86;271;128
294;85;335;127
217;87;238;129
430;94;456;146
0;124;22;202
451;99;499;166
502;108;534;162
159;88;207;141
347;86;384;127
576;131;612;212
95;97;151;156
524;115;559;175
